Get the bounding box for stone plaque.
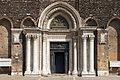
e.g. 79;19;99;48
0;58;11;67
110;61;120;67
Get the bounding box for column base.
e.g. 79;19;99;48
82;71;89;77
25;71;31;75
47;70;51;75
42;70;48;76
11;72;23;75
88;71;96;77
68;70;71;75
72;70;78;75
31;71;40;75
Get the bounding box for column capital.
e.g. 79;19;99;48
73;37;77;42
32;35;38;39
82;35;88;39
89;34;95;39
26;34;31;39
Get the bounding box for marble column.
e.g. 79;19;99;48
89;34;95;74
46;40;51;74
32;35;40;74
82;35;88;74
68;39;72;75
42;35;48;76
25;35;31;74
72;38;78;75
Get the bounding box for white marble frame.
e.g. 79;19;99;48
47;36;72;75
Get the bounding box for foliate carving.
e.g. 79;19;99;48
26;34;31;39
32;35;38;39
89;34;95;40
82;34;88;39
43;36;47;41
50;15;69;29
100;33;107;44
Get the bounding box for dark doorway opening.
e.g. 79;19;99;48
50;42;69;74
55;52;65;73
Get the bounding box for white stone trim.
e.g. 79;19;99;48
32;35;40;74
47;37;72;75
82;35;88;75
25;35;31;75
72;39;78;75
38;1;82;29
98;71;109;76
42;34;48;76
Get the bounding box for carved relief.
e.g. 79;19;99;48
50;15;69;29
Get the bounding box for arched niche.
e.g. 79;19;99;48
107;18;120;61
85;18;98;26
21;17;35;28
0;18;11;58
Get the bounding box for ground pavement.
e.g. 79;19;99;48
0;75;120;80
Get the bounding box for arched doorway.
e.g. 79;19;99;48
38;1;81;76
0;18;12;74
107;18;120;74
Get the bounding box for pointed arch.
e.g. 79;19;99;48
21;16;36;28
38;1;82;29
0;17;13;28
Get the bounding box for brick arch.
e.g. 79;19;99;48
107;18;120;61
38;1;82;29
0;17;13;28
0;18;12;58
107;17;120;28
21;16;36;28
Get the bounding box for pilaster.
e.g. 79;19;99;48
97;29;109;76
11;28;23;75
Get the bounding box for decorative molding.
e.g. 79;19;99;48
11;28;23;43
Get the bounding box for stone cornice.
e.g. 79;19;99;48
80;26;97;31
23;27;40;34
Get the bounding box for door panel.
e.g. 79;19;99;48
55;52;65;73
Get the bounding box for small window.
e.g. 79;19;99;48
50;15;69;29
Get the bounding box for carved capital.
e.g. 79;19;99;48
43;37;47;41
26;34;31;39
82;35;88;39
32;35;38;39
89;34;95;40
